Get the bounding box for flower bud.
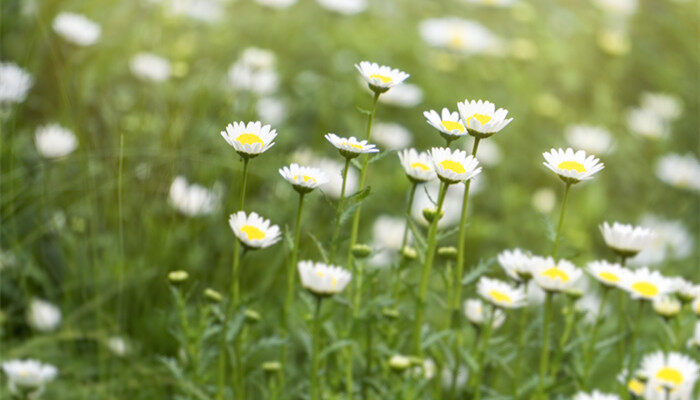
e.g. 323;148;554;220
401;246;417;260
422;207;443;223
437;246;458;260
168;270;189;285
262;361;282;373
388;355;411;371
204;288;222;303
352;244;372;259
245;309;261;324
381;307;399;320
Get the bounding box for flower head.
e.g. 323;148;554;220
130;53;172;83
314;157;358;199
620;267;673;301
355;61;409;93
325;133;379;159
0;62;32;104
542;148;604;184
630;216;692;266
586;260;629;288
52;12;101;46
419;18;500;55
424;108;467;143
228;47;278;96
457;99;513;138
279;163;328;193
221;121;277;158
2;359;57;395
169;176;220;217
655;153;700;192
429;147;481;184
463;298;505;328
477;277;526;309
297;260;351;296
35;124;78;159
372;122;412;150
228;211;281;249
653;296;681;318
533;258;582;292
600;221;655;258
398;149;436;183
27;298;61;332
639;351;698;394
497;248;543;281
565;124;614;155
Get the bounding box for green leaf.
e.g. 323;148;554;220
307;231;329;263
369;149;395;164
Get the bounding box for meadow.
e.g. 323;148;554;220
1;0;699;399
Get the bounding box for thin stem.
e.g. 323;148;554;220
551;183;571;258
311;297;323;400
538;292;553;397
583;287;610;387
617;256;628;374
513;305;529;399
231;246;246;400
625;301;645;395
412;181;449;356
472;306;495;400
240;157;250;210
329;157;351;263
550;297;576;379
362;275;376;400
392;182;418;300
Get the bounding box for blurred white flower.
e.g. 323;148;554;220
531;187;556;213
599;221;655;258
412;358;436;380
169;0;223;23
35;124;78;159
639;351;698;397
412;180;465;228
565;124;614;155
653;296;681;318
52;12;101;46
372;122;411;150
0;247;16;271
462;0;516;6
573;390;621;400
256;97;287;125
27;298;61;332
255;0;296;8
690;321;700;348
315;157;358;199
533;258;583;292
593;0;637;16
620;267;674;301
130;53;172;83
367;215;406;266
168;176;221;217
2;359;57;397
627;107;667;139
316;0;367;15
107;336;129;357
526;279;546;305
0;62;32;104
465;138;501;166
630;215;693;266
464;298;506;328
419;18;501;55
575;293;608;324
228;48;279;96
655;153;700;192
378;83;423;107
597;29;630;57
298;260;352;296
641;92;682;121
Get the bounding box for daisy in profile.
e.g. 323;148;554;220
672;277;698;303
0;62;33;104
429;147;481;184
652;296;681;319
655;153;700;192
573;390;621;400
35;124;78;159
355;61;409;94
464;298;506;329
532;258;582;292
278;163;328;194
586;260;629;288
398;149;436;183
542;148;604;184
497;248;543;281
221;121;277;158
639;351;699;395
325;133;378;159
620;267;673;301
477;277;526;309
457;99;513;138
297;260;352;296
228;211;281;249
169;176;221;217
1;359;57;397
423;108;467;144
52;12;101;46
600;221;655;258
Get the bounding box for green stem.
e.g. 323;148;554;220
550;297;576;379
551;183;571;258
362;275;376;400
538;292;553;397
583;287;610;387
617;256;628;375
472;307;494;400
231;246;246;400
412;181;449;356
329;157;351;263
625;301;645;398
311;296;323;400
240;157;250;210
392;182;418;300
513;305;529;399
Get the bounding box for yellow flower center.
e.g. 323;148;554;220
448;30;464;49
489;290;513;305
558;161;586;173
241;225;265;241
541;267;570;282
236;133;263;146
439;159;466;174
628;379;645;395
343;141;363;150
631;281;658;297
441;120;465;132
294;175;316;183
369;74;392;83
598;271;620;283
656;367;683;386
467;113;492;126
410;162;430;171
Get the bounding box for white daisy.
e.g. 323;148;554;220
278;163;328;193
477;277;526;309
630;215;693;266
2;359;57;395
542;148;605;184
424;108;467;142
256;97;286;126
653;296;681;318
130;53;172;83
0;62;32;104
255;0;297;9
671;277;698;302
297;260;352;296
627;107;667;140
27;298;61;332
531;187;556;213
52;12;101;46
35;124;78;159
457;99;513;138
620;267;673;301
565;124;614;155
316;0;367;15
228;48;278;96
586;260;629;288
497;248;543;281
221;121;277;158
168;176;221;217
655;153;700;192
377;83;423;107
532;258;583;292
639;351;699;394
419;18;501;55
429;147;481;184
599;221;655;258
573;390;621;400
463;298;506;329
398;148;436;183
228;211;281;249
315;157;358;199
367;215;408;267
355;61;409;93
640;92;682;121
371;122;412;150
325;133;379;159
167;0;223;23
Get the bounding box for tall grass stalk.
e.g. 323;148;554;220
329;158;351;263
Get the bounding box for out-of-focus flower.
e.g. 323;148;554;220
587;260;629;288
27;298;61;332
228;211;281;249
477;277;526;308
441;364;468;390
653;296;681;318
0;247;17;271
255;0;296;9
130;53;172;82
168;176;220;217
464;298;506;328
412;358;436;380
565;124;614;155
542;148;604;184
464;138;501;166
107;336;129;357
315;157;358;199
639;351;698;396
378;83;423;107
2;359;57;397
630;215;693;266
256;97;287;126
655;154;700;192
463;0;516;7
532;187;556;213
168;0;224;23
52;12;101;46
533;258;583;292
640;92;682;121
35;124;78;159
690;321;700;348
0;62;32;104
627;107;667;139
573;390;620;400
371;122;411;150
355;61;409;94
221;121;277;158
316;0;367;15
533;92;562;117
368;215;407;267
388;354;411;371
298;260;352;296
620;267;673;301
575;294;608;324
497;248;543;281
228;48;279;96
509;38;537;61
325;133;379;159
599;222;655;258
593;0;637;16
419;18;501;55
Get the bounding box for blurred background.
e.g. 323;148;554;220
1;0;698;398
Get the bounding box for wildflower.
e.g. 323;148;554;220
130;53;172;83
640;92;682;121
477;277;526;309
168;176;220;217
497;248;542;281
463;0;516;6
228;211;281;249
465;138;501;166
255;0;296;8
627;107;667;139
565;124;614;155
411;181;465;227
573;390;621;400
630;216;692;266
639;351;698;395
221;121;277;158
412;358;436;380
542;148;604;184
599;221;655;258
672;277;698;303
316;0;367;15
168;270;189;284
429;147;481;184
457;99;513;138
228;48;278;95
653;296;681;318
297;260;351;296
388;355;411;371
371;122;412;150
27;299;61;332
1;359;57;397
464;298;506;328
586;260;629;288
419;18;500;55
655;153;700;192
398;148;437;183
532;258;583;292
52;12;101;46
368;216;407;266
355;61;409;94
256;97;287;126
424;108;467;143
620;267;673;301
378;83;423;107
107;336;129;357
35;124;78;159
0;62;32;104
279;163;328;194
324;133;379;159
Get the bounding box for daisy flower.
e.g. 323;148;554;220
297;260;351;296
278;163;328;193
419;18;501;55
52;12;101;46
655;153;700;192
0;62;32;104
424;108;467;143
463;298;506;329
221;121;277;158
640;92;682;121
573;390;621;400
457;99;513;138
620;267;673;301
228;211;281;249
497;248;543;281
542;148;604;184
477;277;526;309
325;133;379;159
228;48;279;96
627;107;667;139
639;351;699;394
429;147;481;184
670;277;698;302
398;149;436;183
27;298;61;332
372;122;412;150
652;296;681;318
169;176;220;217
355;61;409;94
130;53;172;83
1;359;57;396
565;124;614;155
35;124;78;159
533;258;583;292
586;260;629;288
600;221;655;258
